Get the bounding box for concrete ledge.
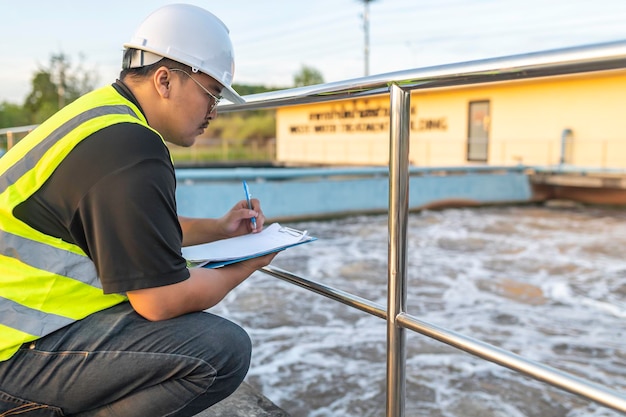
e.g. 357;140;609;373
193;382;290;417
530;172;626;188
530;172;626;205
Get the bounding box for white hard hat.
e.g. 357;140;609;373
124;3;244;104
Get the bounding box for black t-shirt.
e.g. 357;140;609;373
13;82;190;294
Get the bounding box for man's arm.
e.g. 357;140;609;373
135;199;270;321
127;252;276;321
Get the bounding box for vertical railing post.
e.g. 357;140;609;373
386;83;411;417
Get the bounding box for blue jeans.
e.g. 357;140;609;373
0;302;251;417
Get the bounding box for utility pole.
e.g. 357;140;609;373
360;0;377;77
51;53;68;109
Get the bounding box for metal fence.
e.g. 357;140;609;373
0;124;37;155
220;40;626;416
2;40;625;416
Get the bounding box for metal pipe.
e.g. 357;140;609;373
175;165;527;182
258;267;626;414
0;124;39;136
0;125;39;150
6;41;626;143
560;128;573;166
386;84;411;417
1;37;624;415
396;313;626;414
220;40;626;112
261;265;386;320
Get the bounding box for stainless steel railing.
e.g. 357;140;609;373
231;40;626;416
223;40;626;112
2;40;625;415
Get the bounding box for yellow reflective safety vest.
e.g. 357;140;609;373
0;85;158;361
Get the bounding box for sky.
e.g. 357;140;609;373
1;0;626;104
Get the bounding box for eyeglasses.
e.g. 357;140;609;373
169;68;222;113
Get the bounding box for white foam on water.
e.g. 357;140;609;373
209;206;626;417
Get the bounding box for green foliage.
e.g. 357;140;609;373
238;113;276;141
232;84;285;95
204;111;276;142
18;52;98;125
168;140;275;165
0;55;293;165
24;72;59;123
293;65;324;87
170;109;277;164
0;102;30;128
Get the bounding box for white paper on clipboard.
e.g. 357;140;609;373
182;223;316;268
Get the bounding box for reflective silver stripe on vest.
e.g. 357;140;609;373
0;104;138;287
0;229;100;288
0;102;137;340
0;104;139;194
0;296;75;337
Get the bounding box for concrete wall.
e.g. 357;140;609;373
175;167;532;221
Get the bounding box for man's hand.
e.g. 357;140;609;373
179;198;267;247
217;198;266;237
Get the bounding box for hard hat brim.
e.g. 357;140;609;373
123;4;245;105
220;84;245;105
122;45;246;105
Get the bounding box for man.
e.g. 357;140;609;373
0;4;276;416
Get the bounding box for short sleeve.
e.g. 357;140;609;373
71;124;190;293
14;122;190;294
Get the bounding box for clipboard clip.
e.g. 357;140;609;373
279;226;308;239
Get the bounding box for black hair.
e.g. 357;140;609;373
119;48;190;80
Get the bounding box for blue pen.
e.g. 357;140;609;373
242;180;257;230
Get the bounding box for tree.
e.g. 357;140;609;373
0;101;30;128
293;65;324;87
23;52;99;124
232;83;283;96
23;71;59;123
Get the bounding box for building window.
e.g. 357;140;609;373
467;101;490;162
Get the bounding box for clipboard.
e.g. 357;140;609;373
182;223;316;269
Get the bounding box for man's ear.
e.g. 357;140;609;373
153;67;171;98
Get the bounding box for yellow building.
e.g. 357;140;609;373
276;68;626;168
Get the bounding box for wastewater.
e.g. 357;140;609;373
208;205;626;417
